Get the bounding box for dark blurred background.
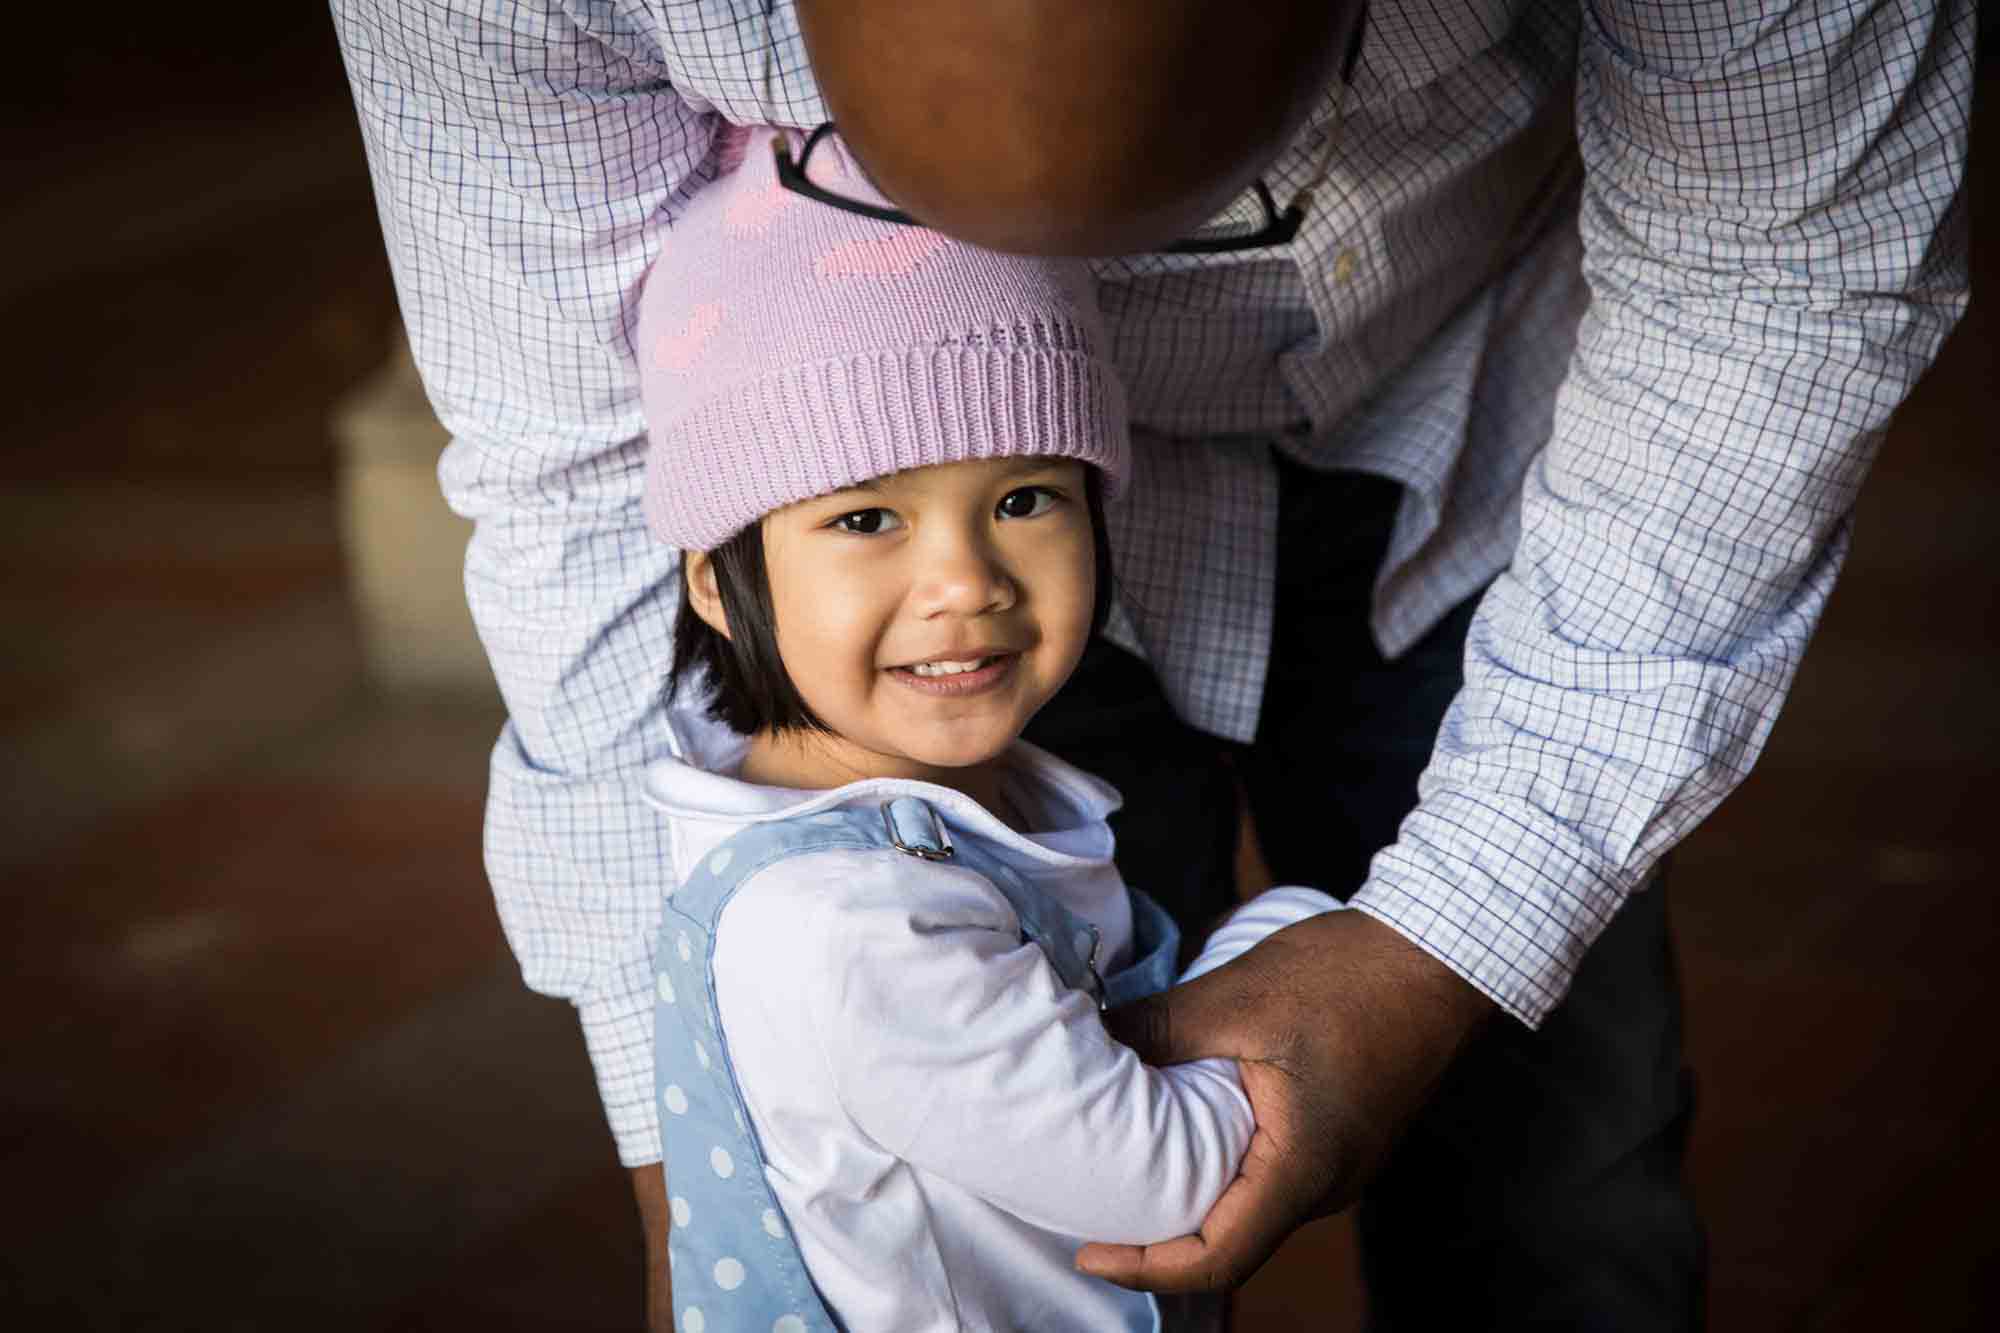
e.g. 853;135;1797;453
2;9;1994;1331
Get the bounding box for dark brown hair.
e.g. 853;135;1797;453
669;467;1115;735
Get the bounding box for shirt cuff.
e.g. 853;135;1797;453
578;950;665;1167
1347;788;1633;1028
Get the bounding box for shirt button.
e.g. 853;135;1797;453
1331;248;1359;285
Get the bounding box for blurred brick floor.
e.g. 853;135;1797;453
3;15;1995;1333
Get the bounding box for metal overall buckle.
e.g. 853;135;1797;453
881;799;955;862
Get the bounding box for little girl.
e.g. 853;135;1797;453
637;126;1338;1333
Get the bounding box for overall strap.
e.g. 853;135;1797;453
670;797;1126;999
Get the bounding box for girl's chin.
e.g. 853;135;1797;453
897;738;1013;774
800;727;1012;782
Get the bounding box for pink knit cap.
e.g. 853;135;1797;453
637;126;1129;552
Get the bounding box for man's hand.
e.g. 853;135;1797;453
1075;908;1494;1292
631;1164;673;1333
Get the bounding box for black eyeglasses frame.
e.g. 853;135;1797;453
774;123;1306;254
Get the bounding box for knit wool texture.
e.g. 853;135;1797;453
637;126;1130;553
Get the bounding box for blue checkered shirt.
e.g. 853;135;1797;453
331;0;1974;1165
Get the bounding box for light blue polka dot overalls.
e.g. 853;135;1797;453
654;795;1183;1332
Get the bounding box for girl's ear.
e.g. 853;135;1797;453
683;550;732;641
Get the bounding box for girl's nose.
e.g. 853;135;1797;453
915;537;1016;618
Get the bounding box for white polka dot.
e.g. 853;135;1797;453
710;1146;734;1178
657;972;676;1004
761;1208;784;1239
733;1106;747;1133
677;932;693;963
670;1196;691;1228
714;1257;746;1291
694;1040;710;1070
773;1317;807;1333
682;1307;705;1333
708;847;734;875
663;1084;689;1116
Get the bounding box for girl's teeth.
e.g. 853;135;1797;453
910;657;990;677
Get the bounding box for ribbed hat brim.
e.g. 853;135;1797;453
644;345;1128;551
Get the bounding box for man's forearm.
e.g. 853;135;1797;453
1357;0;1977;1029
333;0;719;1168
1226;908;1493;1210
1112;907;1494;1195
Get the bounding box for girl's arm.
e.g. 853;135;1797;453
729;854;1336;1245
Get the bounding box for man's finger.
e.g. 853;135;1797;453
1074;1129;1313;1293
1073;1233;1217;1294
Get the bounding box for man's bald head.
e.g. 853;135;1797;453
797;0;1365;256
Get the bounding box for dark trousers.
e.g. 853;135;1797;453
1025;456;1706;1329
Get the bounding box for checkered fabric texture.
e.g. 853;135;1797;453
330;0;1976;1165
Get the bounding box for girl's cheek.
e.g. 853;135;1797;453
1035;521;1096;596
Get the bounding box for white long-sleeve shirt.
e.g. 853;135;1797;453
644;715;1339;1330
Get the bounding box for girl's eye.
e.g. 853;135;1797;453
831;507;901;535
996;486;1059;520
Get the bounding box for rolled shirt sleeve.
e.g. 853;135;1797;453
329;0;824;1165
1352;0;1976;1021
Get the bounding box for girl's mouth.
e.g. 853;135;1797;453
888;653;1017;696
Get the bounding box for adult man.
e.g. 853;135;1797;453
332;1;1974;1325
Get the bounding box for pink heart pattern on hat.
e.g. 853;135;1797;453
814;228;951;280
724;175;799;237
653;300;725;373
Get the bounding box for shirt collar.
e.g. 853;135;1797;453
645;707;1120;868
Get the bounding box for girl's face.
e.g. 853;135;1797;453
726;456;1096;788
